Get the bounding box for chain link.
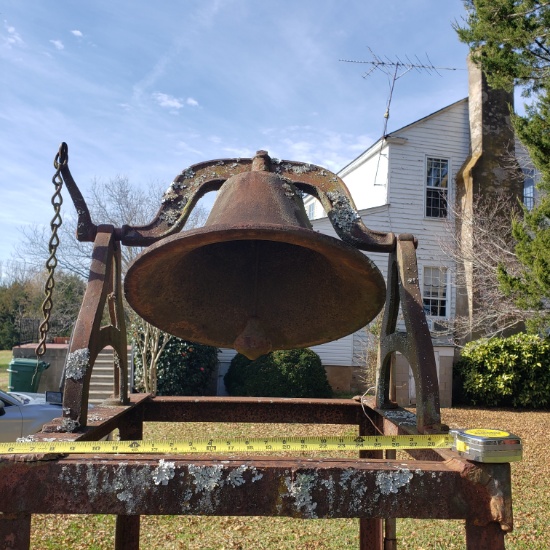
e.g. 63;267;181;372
36;144;68;358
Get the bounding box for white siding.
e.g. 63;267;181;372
218;348;237;363
340;141;390;209
219;338;353;368
303;195;325;220
308;100;470;367
308;333;354;366
516;138;541;207
303;140;391;219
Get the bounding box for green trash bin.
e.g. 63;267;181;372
7;358;50;393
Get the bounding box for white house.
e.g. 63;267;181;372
303;99;469;406
302;59;532;407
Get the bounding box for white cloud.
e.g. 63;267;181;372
192;0;227;27
221;146;255;158
152;92;184;109
261;126;377;172
50;39;64;50
152;93;199;110
133;53;173;103
176;141;204;156
71;30;83;37
3;21;24;48
132;2;229;103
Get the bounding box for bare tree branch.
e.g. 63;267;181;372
440;193;528;341
14;174;209;386
14;175;209;277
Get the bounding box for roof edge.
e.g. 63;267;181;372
338;98;468;176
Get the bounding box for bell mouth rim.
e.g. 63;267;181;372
124;223;386;351
127;222;384;280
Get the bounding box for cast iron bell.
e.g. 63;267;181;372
124;151;386;359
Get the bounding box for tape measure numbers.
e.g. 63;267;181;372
1;431;522;463
0;434;453;455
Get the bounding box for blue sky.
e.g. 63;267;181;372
1;0;470;271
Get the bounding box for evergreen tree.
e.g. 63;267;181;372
457;1;550;332
0;271;86;349
0;282;30;349
456;1;550;95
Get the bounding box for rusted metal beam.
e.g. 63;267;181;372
466;521;506;550
142;395;366;425
23;395;513;535
38;394;150;443
0;397;514;549
0;454;509;524
359;396;513;534
27;396;512;535
0;512;30;550
357;396;449;462
63;226;129;429
115;398;145;550
359;412;384;550
115;516;140;550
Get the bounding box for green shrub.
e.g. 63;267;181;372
224;348;332;398
134;337;219;396
455;333;550;408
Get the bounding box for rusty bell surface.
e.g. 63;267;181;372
124;160;385;359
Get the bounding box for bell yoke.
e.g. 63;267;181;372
61;146;394;360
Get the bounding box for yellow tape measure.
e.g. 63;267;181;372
0;434;454;455
450;429;523;463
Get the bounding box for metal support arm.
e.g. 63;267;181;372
62;226;128;428
376;235;442;432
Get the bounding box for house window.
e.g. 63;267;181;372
423;267;448;317
307;203;315;219
425;157;449;218
523;168;535;211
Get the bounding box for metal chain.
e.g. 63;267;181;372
36;144;68;358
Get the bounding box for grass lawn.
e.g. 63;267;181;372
0;350;12;390
28;406;548;549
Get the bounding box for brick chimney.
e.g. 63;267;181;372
455;54;524;342
463;55;523;198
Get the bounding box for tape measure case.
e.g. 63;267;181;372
450;429;522;463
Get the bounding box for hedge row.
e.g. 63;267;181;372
455;333;550;408
134;337;219;396
224;348;332;398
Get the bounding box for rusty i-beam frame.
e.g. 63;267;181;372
0;147;514;549
0;396;513;549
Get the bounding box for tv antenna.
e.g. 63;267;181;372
341;47;463;137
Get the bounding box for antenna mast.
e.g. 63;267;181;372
341;47;462;137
